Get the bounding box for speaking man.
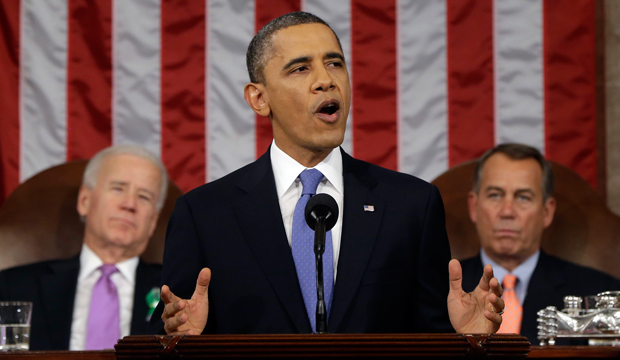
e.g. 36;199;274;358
0;145;168;350
460;143;620;343
151;12;504;336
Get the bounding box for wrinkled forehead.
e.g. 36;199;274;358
480;155;544;192
288;23;340;46
98;154;161;187
267;24;343;60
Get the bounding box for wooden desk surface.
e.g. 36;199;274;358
0;345;618;359
0;350;114;360
528;345;620;358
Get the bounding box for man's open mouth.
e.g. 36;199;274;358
317;100;340;116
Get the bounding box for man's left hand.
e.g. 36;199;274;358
447;259;504;333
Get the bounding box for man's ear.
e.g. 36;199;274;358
77;185;91;218
543;197;556;229
244;83;270;117
147;212;160;238
467;191;478;224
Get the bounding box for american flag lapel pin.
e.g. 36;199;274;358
363;205;374;212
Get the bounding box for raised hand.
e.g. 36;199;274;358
447;259;504;333
161;268;211;335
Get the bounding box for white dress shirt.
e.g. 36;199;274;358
69;244;138;350
270;141;344;281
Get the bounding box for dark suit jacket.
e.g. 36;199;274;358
0;255;162;350
460;251;620;344
150;148;453;334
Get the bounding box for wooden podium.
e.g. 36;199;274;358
2;335;620;359
114;333;530;358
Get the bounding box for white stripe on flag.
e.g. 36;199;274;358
302;0;353;155
397;0;448;182
493;0;544;153
113;0;162;156
20;0;68;182
207;0;256;182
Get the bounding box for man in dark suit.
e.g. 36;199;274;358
151;11;504;336
460;143;620;344
0;144;168;350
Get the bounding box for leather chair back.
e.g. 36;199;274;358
0;159;182;270
432;160;620;279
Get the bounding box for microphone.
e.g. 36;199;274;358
304;193;338;334
305;193;338;231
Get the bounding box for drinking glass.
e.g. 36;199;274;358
0;302;32;351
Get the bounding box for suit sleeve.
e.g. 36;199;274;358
149;195;209;334
414;184;454;332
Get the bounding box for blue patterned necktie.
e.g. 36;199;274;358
291;168;334;333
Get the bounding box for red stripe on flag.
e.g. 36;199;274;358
254;0;301;158
161;0;206;192
0;0;20;204
351;0;398;170
66;0;113;161
446;0;494;167
543;0;597;188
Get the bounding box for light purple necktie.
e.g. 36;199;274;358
291;169;334;333
85;264;120;350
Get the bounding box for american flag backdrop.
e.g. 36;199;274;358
0;0;599;205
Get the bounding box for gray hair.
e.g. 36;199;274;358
82;144;169;211
472;143;554;201
246;11;343;84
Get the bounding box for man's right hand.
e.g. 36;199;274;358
161;267;211;335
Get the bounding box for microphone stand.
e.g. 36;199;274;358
313;214;327;334
306;193;338;335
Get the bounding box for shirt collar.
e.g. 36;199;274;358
480;248;540;288
270;140;343;198
79;243;139;283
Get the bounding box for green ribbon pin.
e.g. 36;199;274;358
145;287;161;322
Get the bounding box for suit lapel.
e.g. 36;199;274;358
522;252;567;339
131;261;161;335
524;253;567;308
233;152;311;333
40;257;80;350
328;151;385;332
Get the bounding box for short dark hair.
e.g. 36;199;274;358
246;11;343;84
472;143;554;200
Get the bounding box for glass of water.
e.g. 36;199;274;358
0;302;32;351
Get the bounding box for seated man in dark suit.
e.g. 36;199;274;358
460;143;620;344
150;11;505;336
0;144;167;350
